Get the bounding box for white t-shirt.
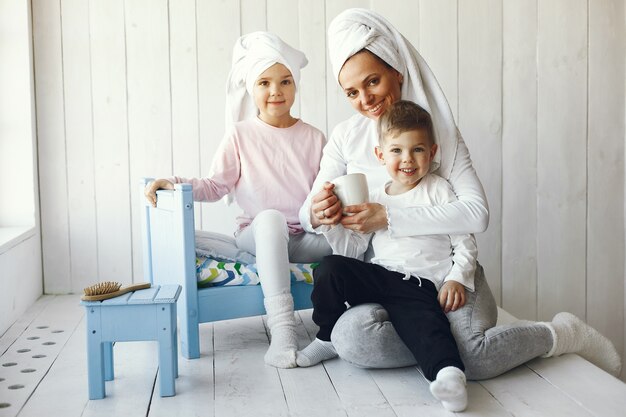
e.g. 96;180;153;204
322;173;476;291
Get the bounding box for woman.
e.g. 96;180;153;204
299;8;620;378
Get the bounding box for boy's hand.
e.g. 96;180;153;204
340;202;387;233
144;179;175;207
438;281;466;313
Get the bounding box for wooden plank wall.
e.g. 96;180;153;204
31;0;625;377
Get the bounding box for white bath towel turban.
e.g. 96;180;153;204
328;8;460;178
225;31;308;128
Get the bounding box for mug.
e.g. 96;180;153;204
332;173;369;214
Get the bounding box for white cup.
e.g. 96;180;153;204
332;173;369;214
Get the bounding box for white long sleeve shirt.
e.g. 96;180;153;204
322;174;476;291
299;114;489;237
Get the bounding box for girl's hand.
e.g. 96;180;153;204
144;179;175;207
438;281;466;313
310;182;343;228
340;202;388;234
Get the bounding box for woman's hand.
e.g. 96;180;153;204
310;182;343;228
144;179;175;207
340;202;387;234
438;281;466;313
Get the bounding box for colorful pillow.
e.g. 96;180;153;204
196;256;318;287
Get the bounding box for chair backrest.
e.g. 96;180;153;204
140;178;196;289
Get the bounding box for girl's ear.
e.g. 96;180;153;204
374;146;385;165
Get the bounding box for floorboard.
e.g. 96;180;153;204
299;311;398;417
0;295;83;417
273;313;348;417
213;315;289;417
525;355;626;416
0;296;55;356
148;323;215;417
1;296;625;417
477;364;594;416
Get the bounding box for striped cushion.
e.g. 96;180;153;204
196;256;318;287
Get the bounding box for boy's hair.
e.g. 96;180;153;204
377;100;435;145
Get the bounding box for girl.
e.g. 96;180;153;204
145;32;331;368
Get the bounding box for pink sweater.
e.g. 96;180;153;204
171;117;326;234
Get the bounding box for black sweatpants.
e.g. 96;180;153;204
311;255;464;381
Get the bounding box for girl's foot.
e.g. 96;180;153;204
265;325;297;368
264;293;298;368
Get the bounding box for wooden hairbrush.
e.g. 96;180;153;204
81;281;151;301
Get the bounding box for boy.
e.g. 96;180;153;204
297;100;474;412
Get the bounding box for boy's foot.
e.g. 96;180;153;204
296;338;337;367
429;366;468;412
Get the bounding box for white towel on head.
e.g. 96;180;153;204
225;31;308;129
328;8;460;179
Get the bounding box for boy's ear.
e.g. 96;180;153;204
374;146;385;165
429;143;438;162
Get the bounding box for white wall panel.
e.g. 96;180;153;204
32;0;71;293
458;0;503;303
418;0;458;122
537;0;588;320
197;0;241;236
298;0;327;134
587;0;625;356
241;0;267;34
125;0;173;281
502;0;538;320
169;0;203;230
90;0;133;285
60;0;98;291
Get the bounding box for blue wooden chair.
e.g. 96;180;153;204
140;178;314;359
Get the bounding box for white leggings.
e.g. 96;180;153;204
235;209;332;297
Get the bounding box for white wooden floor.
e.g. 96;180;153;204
1;295;626;417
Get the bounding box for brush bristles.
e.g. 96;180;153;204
84;281;122;296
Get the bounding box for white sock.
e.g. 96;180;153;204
429;366;468;412
264;294;298;369
296;338;337;367
546;312;622;376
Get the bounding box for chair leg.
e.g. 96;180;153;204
178;292;200;359
104;342;114;381
86;308;106;400
158;304;176;396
